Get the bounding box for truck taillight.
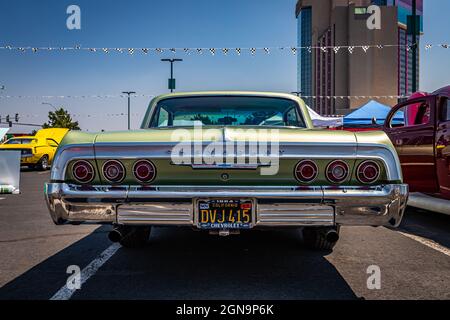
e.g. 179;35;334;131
294;160;318;183
133;160;156;183
72;160;95;184
357;161;380;184
102;160;126;183
326;160;349;184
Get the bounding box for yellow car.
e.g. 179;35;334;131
0;128;69;170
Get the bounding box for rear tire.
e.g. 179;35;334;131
37;155;49;171
302;226;340;250
119;226;151;248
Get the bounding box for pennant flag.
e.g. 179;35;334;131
250;48;256;55
235;48;241;55
222;48;229;55
209;48;216;55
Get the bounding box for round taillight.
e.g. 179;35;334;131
326;160;349;184
102;160;126;183
357;160;380;184
72;160;95;184
294;160;318;183
133;160;156;183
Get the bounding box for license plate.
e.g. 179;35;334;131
197;199;253;229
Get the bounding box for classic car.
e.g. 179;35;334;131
384;86;450;202
45;92;408;250
0;128;69;170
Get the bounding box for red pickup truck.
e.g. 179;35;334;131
384;86;450;201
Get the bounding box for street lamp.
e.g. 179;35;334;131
122;91;136;130
161;58;183;93
42;102;58;111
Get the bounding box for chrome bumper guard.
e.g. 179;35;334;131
45;183;409;228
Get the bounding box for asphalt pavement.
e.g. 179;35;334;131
0;171;449;300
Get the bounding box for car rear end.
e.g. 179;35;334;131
45;129;408;230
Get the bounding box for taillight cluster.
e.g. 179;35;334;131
326;160;349;184
294;160;318;183
133;160;156;183
102;160;126;183
71;160;156;184
72;160;95;184
294;160;381;184
356;160;380;184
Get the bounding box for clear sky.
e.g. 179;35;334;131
0;0;448;133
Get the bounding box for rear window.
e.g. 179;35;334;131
149;96;306;128
4;139;35;145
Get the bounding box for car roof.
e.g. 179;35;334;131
153;91;302;101
432;86;450;97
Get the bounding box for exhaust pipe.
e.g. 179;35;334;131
324;229;340;243
108;226;132;243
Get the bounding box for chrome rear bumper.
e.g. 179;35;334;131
45;183;408;228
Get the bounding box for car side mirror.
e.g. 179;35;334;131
371;117;377;125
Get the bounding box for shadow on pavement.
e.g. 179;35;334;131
0;227;358;300
0;225;112;300
400;207;450;248
73;228;358;300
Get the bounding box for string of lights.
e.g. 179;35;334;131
0;94;407;100
0;44;448;56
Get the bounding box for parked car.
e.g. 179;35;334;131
0;128;69;170
384;86;450;200
45;92;408;250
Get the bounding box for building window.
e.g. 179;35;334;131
297;7;312;108
354;7;368;15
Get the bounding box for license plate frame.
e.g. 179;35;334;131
195;198;255;229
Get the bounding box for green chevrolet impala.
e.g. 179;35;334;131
45;92;408;250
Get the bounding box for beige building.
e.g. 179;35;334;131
296;0;422;115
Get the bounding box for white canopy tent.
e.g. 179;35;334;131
306;106;343;128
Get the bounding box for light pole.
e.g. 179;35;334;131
122;91;136;130
161;58;183;93
42;102;58;111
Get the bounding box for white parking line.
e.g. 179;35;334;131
50;243;121;300
399;231;450;257
38;171;51;175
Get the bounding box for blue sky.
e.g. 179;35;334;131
0;0;449;133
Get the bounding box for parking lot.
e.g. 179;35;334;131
0;170;449;300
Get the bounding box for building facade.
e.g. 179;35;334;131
296;0;423;115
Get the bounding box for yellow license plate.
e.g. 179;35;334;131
198;199;253;229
